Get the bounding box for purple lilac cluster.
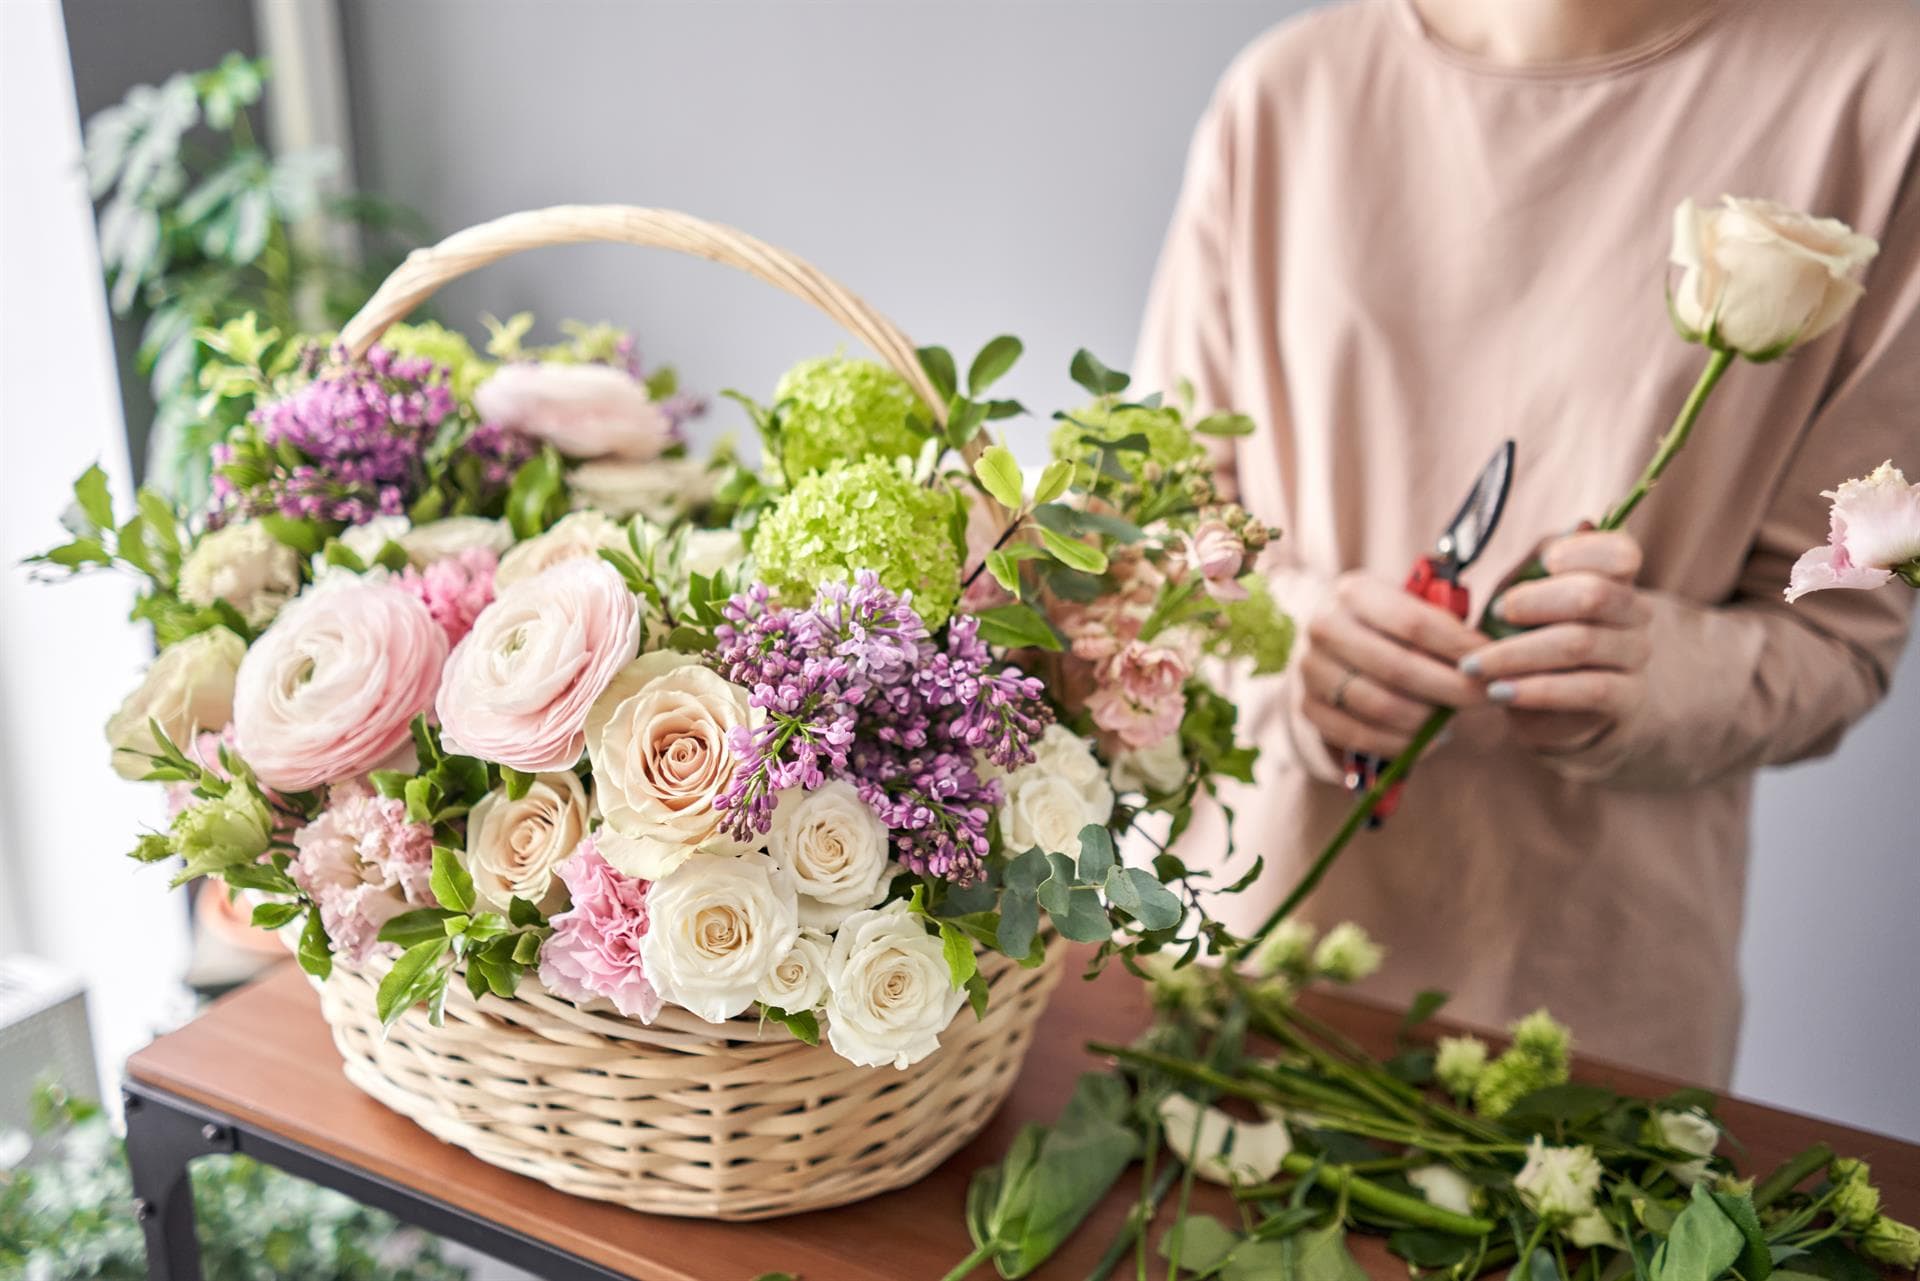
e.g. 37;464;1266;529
711;572;1051;884
214;344;455;525
460;418;539;490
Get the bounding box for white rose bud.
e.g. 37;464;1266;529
640;851;799;1023
1408;1164;1477;1217
495;511;631;589
1671;196;1878;360
400;516;513;565
465;772;588;916
1514;1139;1603;1224
105;627;245;780
1110;733;1186;796
1653;1108;1720;1186
997;724;1114;856
823;901;966;1069
178;522;302;626
768;782;892;929
568;456;718;523
757;929;830;1014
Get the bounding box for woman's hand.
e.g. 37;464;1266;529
1461;530;1652;752
1300;571;1488;757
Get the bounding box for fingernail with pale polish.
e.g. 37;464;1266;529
1458;653;1483;677
1487;681;1517;704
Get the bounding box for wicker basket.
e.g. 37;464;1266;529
317;205;1069;1220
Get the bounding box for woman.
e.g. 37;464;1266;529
1137;0;1920;1082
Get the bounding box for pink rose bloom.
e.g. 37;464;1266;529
397;546;497;645
234;579;448;793
1787;462;1920;602
437;557;641;772
537;837;661;1021
1179;520;1248;602
473;362;672;461
1088;638;1193;749
291;781;436;967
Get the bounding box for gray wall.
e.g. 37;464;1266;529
341;0;1920;1138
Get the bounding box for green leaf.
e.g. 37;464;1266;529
1388;1230;1477;1269
1032;459;1073;505
1500;1083;1619;1131
1294;1217;1368;1281
1076;824;1116;882
508;896;543;929
1068;348;1130;397
512;931;542;965
939;921;979;990
1710;1191;1771;1281
1194;411;1257;437
918;345;957;401
430;844;476;915
965;971;990;1018
1398;989;1449;1039
1158;1214;1242;1274
72;464;115;531
375;939;449;1027
1048;885;1111;943
378;907;455;949
1037;526;1108;575
257;514;328;556
974;602;1063;652
296;910;332;981
1004;847;1049;895
973;444;1026;510
968;335;1024;396
1104;866;1183;931
505;447;565;539
984;548;1025;596
1652;1183;1746;1281
500;766;533;801
761;1005;820;1046
248;901;301;931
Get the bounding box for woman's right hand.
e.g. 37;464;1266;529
1299;571;1488;758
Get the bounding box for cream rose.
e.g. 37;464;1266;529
567;456;718;522
640;851;799;1022
678;528;746;581
768;782;892;929
400;516;513;565
757;928;830;1013
105;626;245;780
1671;196;1878;358
1654;1108;1720;1186
177;522;301;626
586;651;757;880
998;724;1114;856
494;511;630;589
1110;733;1186;796
475;362;673;460
823;901;966;1069
465;772;588;915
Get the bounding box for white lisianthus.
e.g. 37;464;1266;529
1671;196;1878;360
997;724;1114;856
640;851;799;1023
495;511;630;589
1249;919;1316;978
1653;1108;1720;1186
1514;1139;1603;1224
464;772;588;916
1157;1092;1293;1186
568;456;718;523
823;901;965;1069
757;928;830;1013
177;522;302;626
1408;1164;1477;1218
768;782;892;929
105;626;246;780
1565;1212;1625;1250
400;516;513;565
1110;733;1186;796
1312;921;1383;983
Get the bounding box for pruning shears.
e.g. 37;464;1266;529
1343;439;1515;826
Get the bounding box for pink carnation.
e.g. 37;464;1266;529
397;547;498;645
537;837;661;1021
1786;462;1920;602
290;781;436;967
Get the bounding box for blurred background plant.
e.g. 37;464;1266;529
84;52;425;508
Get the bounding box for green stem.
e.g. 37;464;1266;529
1599;348;1734;531
1235;1153;1496;1237
1078;1160;1180;1281
1753;1142;1834;1210
939;1239;999;1281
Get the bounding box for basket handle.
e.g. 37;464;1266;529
338;204;948;427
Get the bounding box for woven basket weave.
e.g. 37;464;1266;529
317;205;1067;1219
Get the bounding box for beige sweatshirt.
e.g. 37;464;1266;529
1136;0;1920;1083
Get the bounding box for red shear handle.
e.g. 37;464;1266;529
1344;556;1470;822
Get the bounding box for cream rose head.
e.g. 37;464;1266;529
106;626;246;781
177;522;301;627
586;651;757;880
494;510;630;589
756;928;830;1013
465;771;588;915
233;580;447;792
567;456;718;523
1671;196;1878;359
475;362;673;461
678;528;747;582
823;901;966;1069
639;851;799;1022
437;556;641;773
1110;733;1186;796
998;724;1115;856
400;516;513;565
768;782;892;929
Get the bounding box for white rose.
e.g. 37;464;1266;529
177;522;302;626
568;456;718;523
640;851;799;1022
1566;1212;1624;1250
495;511;630;589
105;627;245;780
1514;1139;1603;1224
400;516;512;565
1671;196;1878;358
679;528;746;581
1157;1092;1293;1186
465;772;588;915
1408;1164;1476;1217
997;724;1114;856
586;651;758;880
757;928;830;1013
823;901;966;1069
1654;1108;1720;1186
769;782;892;929
1110;734;1186;796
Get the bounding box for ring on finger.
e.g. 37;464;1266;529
1330;667;1360;712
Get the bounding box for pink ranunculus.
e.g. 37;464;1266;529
473;362;673;461
1786;462;1920;603
290;781;436;968
437;556;641;772
536;837;661;1021
397;546;497;645
1088;637;1193;749
234;579;448;793
1180;520;1249;601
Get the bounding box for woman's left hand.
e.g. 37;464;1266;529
1459;530;1652;752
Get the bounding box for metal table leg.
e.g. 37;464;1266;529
122;1086;225;1281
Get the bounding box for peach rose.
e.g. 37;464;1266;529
493;510;630;589
465;771;588;915
474;362;673;460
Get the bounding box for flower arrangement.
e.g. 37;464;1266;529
37;313;1282;1071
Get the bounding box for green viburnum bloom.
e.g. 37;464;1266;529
1248;918;1316;979
1312;921;1383;983
773;355;928;482
1050;401;1209;474
1434;1035;1490;1098
380;321;495;401
1863;1216;1920;1270
1220;574;1295;675
751;458;963;628
172;787;272;865
1473;1009;1572;1119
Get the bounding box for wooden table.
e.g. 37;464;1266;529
124;962;1919;1281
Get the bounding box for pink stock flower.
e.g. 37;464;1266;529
473;362;673;461
1179;520;1249;602
536;837;662;1021
290;781;436;968
397;546;498;645
1088;637;1193;749
1786;463;1920;602
234;578;448;793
